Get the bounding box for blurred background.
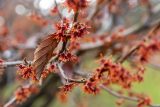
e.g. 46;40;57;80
1;0;160;107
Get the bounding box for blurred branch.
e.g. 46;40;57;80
54;0;62;19
4;74;60;107
80;3;160;51
148;64;160;70
74;64;160;107
4;84;32;107
100;85;160;107
0;61;32;67
4;97;16;107
14;4;160;54
57;63;86;83
88;0;109;20
74;68;160;107
118;22;160;63
18;74;60;107
100;85;138;101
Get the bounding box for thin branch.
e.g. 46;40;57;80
118;22;160;63
73;10;79;22
88;0;109;20
118;45;140;63
72;67;160;107
80;3;160;51
4;97;16;107
54;0;62;19
57;63;86;83
4;84;32;107
100;85;160;107
0;61;32;67
73;66;160;107
100;85;138;101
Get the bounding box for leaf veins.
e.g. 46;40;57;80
32;34;59;78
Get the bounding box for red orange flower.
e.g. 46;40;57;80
65;0;88;12
138;39;160;63
83;76;100;94
58;83;77;102
15;85;39;103
59;51;78;62
17;64;37;81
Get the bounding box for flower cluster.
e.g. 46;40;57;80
58;82;77;102
70;22;89;40
97;59;131;88
0;59;4;75
17;64;37;81
116;99;125;106
108;0;121;14
54;18;70;41
128;91;152;107
50;7;58;15
29;12;48;26
54;19;88;42
93;58;142;89
15;85;39;103
68;41;80;51
140;0;150;6
132;66;145;82
82;58;140;94
58;51;78;62
138;97;151;107
138;39;160;63
0;59;4;64
40;64;56;80
65;0;88;12
0;26;8;37
83;76;100;94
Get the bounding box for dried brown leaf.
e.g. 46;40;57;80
32;34;59;78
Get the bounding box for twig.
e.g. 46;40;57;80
88;0;109;20
0;61;32;67
100;85;138;101
80;3;160;51
118;45;140;63
72;67;160;107
4;84;32;107
4;97;16;107
54;0;62;19
73;10;79;22
118;22;160;63
100;85;160;107
57;63;86;83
